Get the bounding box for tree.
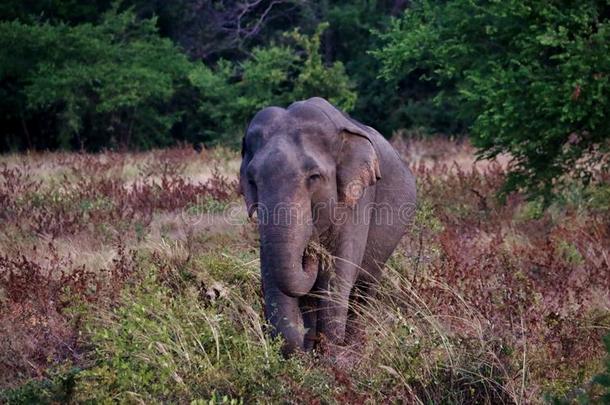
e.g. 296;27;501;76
0;7;194;150
128;0;308;63
375;0;610;199
188;23;357;146
306;0;463;136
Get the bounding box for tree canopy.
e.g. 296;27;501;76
376;0;610;198
1;0;609;198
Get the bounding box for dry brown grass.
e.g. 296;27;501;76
0;139;608;403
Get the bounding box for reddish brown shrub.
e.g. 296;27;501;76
397;138;610;399
0;153;238;237
0;242;135;386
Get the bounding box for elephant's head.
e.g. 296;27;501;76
239;98;381;298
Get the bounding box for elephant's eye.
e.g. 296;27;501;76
308;173;322;183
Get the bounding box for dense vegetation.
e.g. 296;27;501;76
376;0;610;199
2;0;608;197
0;4;357;151
0;1;609;402
0;1;394;152
0;142;608;403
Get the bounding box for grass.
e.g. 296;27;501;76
0;139;609;403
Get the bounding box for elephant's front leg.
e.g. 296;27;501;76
264;285;306;354
300;294;318;351
317;201;372;345
316;258;361;345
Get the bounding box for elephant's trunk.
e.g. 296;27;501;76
259;198;318;298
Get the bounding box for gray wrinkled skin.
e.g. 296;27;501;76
240;97;417;354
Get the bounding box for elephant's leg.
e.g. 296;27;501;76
316;252;364;345
347;240;400;344
345;271;381;345
300;294;318;351
264;285;306;354
316;274;352;344
317;191;375;345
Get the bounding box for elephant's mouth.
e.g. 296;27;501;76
303;240;333;274
302;247;319;274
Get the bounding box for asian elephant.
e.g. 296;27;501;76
239;97;416;354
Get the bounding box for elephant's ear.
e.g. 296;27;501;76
300;98;381;208
337;132;381;208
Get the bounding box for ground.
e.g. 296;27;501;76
0;138;609;403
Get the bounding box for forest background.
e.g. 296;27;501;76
2;0;609;198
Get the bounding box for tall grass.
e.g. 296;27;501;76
0;140;608;403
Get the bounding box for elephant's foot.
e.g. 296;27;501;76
345;317;367;346
315;332;365;368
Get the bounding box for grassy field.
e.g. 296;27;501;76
0;138;609;403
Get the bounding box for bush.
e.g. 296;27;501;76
0;368;79;404
1;13;357;151
375;0;610;200
0;7;194;151
74;254;335;403
548;333;610;404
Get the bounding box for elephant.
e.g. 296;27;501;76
239;97;416;354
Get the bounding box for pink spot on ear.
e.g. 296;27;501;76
344;180;365;206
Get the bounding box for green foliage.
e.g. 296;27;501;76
376;0;610;199
555;240;584;266
516;198;546;221
0;0;440;152
326;0;464;135
547;333;610;404
189;23;357;146
289;23;357;111
0;368;79;404
587;183;610;213
74;255;334;403
593;334;610;402
0;7;193;150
